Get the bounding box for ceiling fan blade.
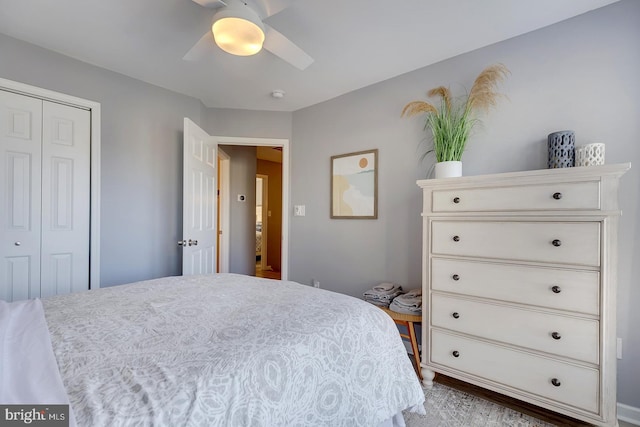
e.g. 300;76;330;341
248;0;295;19
263;25;313;70
183;31;215;62
191;0;227;8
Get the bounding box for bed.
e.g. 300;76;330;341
2;274;425;426
256;222;262;260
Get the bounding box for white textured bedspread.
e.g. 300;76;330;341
43;274;425;426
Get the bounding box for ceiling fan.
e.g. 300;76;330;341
183;0;314;70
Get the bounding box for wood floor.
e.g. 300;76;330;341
255;263;281;280
434;374;593;426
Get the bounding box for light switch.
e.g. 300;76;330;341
294;205;306;216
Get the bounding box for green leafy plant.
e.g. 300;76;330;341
401;64;509;163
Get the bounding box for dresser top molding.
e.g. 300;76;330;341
417;163;631;190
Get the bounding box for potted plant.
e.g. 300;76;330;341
401;64;509;178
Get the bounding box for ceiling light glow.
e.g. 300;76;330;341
212;10;265;56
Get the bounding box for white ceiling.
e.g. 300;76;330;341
0;0;619;112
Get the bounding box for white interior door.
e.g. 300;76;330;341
40;101;90;297
0;90;43;301
182;118;217;275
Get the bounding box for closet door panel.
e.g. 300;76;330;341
41;101;90;297
0;91;42;301
5;257;32;302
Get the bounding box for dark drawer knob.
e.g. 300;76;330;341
452;351;460;358
453;197;460;204
553;192;563;200
452;312;460;319
552;239;562;247
551;332;562;340
452;274;460;281
551;285;561;294
551;378;561;387
453;235;460;242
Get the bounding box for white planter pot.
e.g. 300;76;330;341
434;161;462;179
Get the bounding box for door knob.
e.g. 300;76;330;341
14;241;21;246
178;240;187;247
189;239;198;246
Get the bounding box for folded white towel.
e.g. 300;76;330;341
390;290;422;310
403;288;422;298
363;283;405;308
390;299;421;315
373;282;398;292
392;297;422;309
367;284;403;297
363;287;403;299
363;290;402;298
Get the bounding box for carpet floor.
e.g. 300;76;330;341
403;382;555;427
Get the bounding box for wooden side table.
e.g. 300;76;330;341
379;307;422;380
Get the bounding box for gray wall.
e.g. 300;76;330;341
204;107;292;140
0;33;203;287
290;0;640;408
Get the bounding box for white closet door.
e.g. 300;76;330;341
0;91;43;301
40;101;90;298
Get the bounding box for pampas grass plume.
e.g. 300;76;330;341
400;64;509;163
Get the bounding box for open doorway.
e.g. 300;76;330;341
215;137;288;280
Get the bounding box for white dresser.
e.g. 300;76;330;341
417;163;630;426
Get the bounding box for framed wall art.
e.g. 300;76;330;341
330;149;378;219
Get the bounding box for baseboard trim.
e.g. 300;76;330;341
618;403;640;425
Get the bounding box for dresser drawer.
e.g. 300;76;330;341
431;258;600;315
430;330;599;413
431;294;599;364
431;221;601;267
431;181;600;212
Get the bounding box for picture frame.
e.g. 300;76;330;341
330;149;378;219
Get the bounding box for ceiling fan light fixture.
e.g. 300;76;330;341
211;5;265;56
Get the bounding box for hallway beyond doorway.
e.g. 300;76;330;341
255;263;281;280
